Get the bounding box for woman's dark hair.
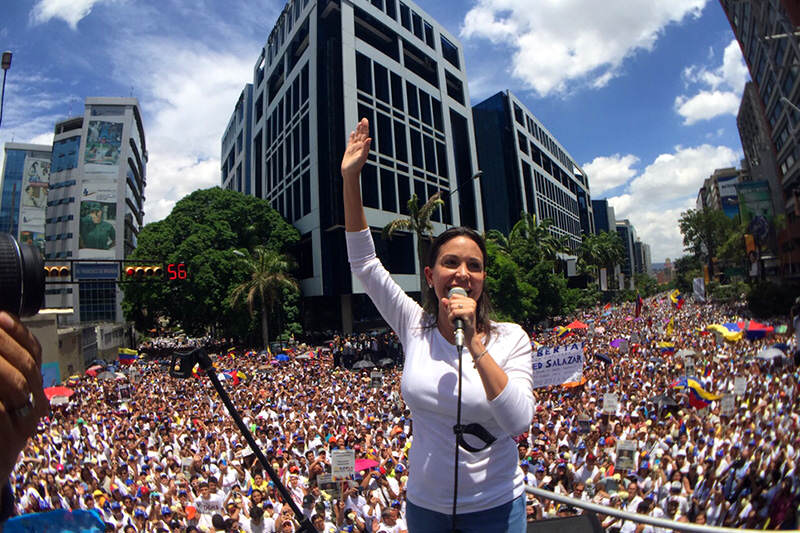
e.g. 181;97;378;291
421;226;494;338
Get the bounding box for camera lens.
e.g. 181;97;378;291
0;233;45;317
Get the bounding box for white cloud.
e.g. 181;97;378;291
30;0;115;30
605;144;740;261
675;40;749;124
109;37;255;223
582;154;638;196
461;0;707;97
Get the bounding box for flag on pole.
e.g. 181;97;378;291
669;289;684;310
665;317;675;335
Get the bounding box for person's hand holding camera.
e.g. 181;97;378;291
0;312;49;488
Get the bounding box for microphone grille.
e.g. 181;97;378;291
448;287;467;298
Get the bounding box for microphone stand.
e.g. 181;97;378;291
451;342;464;533
170;347;315;533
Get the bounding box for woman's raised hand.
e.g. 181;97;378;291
341;118;371;180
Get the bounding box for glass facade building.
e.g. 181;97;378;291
227;0;482;331
0;144;52;244
221;84;254;195
720;0;800;276
473;90;593;249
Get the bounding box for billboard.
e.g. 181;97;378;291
737;182;773;226
21;156;50;209
79;179;117;258
718;175;739;220
84;120;123;172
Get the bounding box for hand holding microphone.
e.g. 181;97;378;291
447;287;470;352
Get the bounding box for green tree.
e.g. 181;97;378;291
121;187;300;338
230;247;298;348
484;238;538;327
382;192;444;287
678;208;736;279
672;254;702;294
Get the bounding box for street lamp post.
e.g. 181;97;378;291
442;170;482;227
0;51;12;129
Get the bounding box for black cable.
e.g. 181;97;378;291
194;350;315;533
451;344;463;533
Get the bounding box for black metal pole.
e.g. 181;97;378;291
0;68;7;129
195;351;315;532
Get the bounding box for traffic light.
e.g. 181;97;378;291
43;265;70;278
124;265;164;280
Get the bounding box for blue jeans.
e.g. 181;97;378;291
406;494;526;533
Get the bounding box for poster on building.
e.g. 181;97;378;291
21;155;50;209
79;179;117;257
718;176;740;219
18;230;46;255
84;120;123;171
532;342;583;389
738;182;773;226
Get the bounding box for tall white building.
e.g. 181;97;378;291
45;97;147;324
226;0;482;331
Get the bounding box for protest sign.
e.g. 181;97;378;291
317;473;340;499
721;394;735;416
370;371;383;388
734;377;747;396
532;342;584;389
615;440;637;471
602;393;619;415
331;449;354;481
577;415;591;434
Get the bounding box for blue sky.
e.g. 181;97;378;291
0;0;747;262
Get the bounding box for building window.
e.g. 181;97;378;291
361;163;380;208
381;168;397;212
399;2;411;30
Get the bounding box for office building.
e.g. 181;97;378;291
221;84;254;194
616;219;637;279
472;90;593;249
696;167;742;219
634;240;652;276
45;97;147;324
720;0;800;276
228;0;482;331
0;143;52;249
592;199;617;234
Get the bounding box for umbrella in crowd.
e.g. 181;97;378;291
96;371;116;381
352;359;375;369
50;396;70;406
595;353;613;365
756;346;786;362
295;353;312;360
378;357;394;367
354;458;379;472
275;353;290;362
85;365;103;377
43;386;75;400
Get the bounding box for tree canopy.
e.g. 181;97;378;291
121;187;300;338
678;208;736;278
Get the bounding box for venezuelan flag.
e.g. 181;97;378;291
671;377;721;401
669;289;684;309
657;341;675;354
665;317;675;335
554;326;571;339
118;348;137;365
706;324;744;342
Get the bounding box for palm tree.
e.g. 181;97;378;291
382;192;444;288
508;212;568;265
229;247;298;348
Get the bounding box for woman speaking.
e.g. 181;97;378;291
341;118;534;532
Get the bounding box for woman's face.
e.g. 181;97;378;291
425;236;485;305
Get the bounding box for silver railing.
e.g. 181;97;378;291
525;486;764;533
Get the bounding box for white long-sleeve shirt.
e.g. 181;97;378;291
347;228;534;514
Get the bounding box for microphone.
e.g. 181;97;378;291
448;287;467;351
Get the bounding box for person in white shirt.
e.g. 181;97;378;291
342;118;533;532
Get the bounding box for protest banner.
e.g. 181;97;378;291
532;342;584;389
721;394;735;416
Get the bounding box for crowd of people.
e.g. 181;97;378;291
6;293;799;531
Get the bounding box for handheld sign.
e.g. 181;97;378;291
721;394;735;416
602;393;619;415
577;415;591;434
614;440;637;472
370;370;383;388
734;377;747;396
330;449;355;481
